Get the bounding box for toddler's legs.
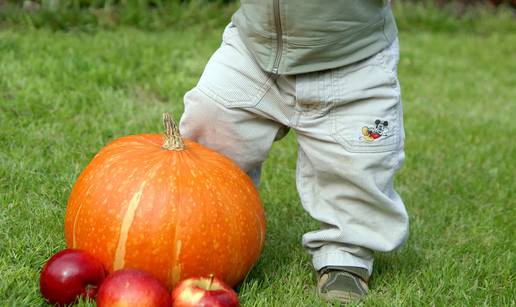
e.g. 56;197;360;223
295;38;408;277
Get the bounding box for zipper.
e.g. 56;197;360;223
272;0;283;75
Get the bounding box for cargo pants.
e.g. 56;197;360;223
179;24;409;277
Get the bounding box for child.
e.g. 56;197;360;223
179;0;408;303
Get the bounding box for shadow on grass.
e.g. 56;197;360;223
235;201;316;292
371;240;425;289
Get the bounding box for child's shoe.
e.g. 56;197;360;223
317;266;369;304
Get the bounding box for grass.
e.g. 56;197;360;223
1;3;515;306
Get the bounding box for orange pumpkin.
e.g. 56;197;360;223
64;113;266;289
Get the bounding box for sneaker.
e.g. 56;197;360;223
316;266;369;304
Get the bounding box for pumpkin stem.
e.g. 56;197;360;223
162;113;185;151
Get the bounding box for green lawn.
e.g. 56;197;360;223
1;5;515;307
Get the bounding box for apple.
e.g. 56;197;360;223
96;268;172;307
171;275;240;307
39;249;106;306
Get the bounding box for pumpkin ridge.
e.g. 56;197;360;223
68;157;124;249
170;153;183;286
71;196;85;248
186;152;244;284
171;152;213;281
112;180;146;270
112;158;165;270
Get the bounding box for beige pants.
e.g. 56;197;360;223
179;24;409;276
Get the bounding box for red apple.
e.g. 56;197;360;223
39;249;106;306
96;268;171;307
172;275;240;307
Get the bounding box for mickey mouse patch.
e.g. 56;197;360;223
360;119;389;142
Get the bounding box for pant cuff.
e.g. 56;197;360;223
312;251;374;277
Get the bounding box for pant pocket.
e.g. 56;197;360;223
196;23;272;109
331;108;402;153
330;41;402;154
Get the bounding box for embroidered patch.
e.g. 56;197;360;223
360;119;389;142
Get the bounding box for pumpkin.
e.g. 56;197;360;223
64;113;266;289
